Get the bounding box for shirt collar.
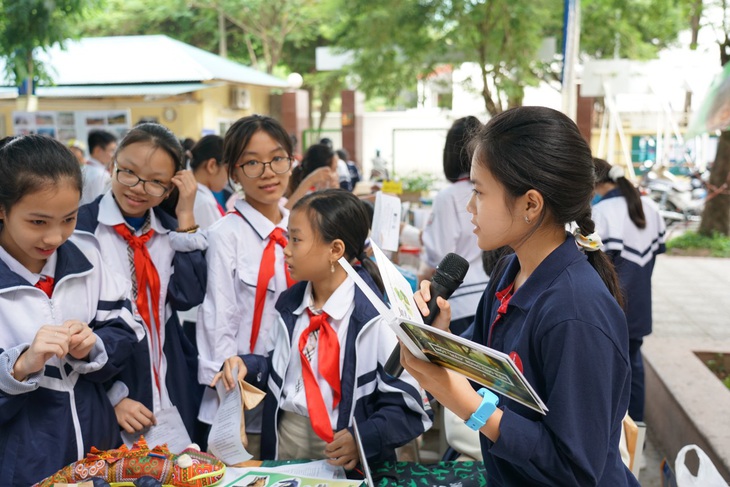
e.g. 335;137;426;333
497;233;586;311
98;191;168;234
87;157;106;170
233;198;289;240
600;188;623;201
293;277;355;322
196;183;214;198
0;245;57;284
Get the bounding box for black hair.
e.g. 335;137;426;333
190;135;225;171
0;135;82;214
115;123;184;217
593;158;646;229
472;106;623;307
288;144;335;196
336;148;349;161
443;116;481;183
292;189;384;293
87;129;117;154
223;115;293;180
319;137;334;149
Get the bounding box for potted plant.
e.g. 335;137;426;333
399;173;436;203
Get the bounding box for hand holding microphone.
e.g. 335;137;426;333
384;253;469;377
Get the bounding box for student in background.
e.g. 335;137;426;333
592;158;666;422
402;106;639;486
285;143;338;209
196;115;297;458
213;189;433;467
0;135;143;486
420;116;490;336
75;123;206;439
87;129;118;172
190;134;227;230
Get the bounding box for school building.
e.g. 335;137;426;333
0;35;289;141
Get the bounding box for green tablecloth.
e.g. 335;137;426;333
259;460;488;486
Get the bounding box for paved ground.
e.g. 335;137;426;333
639;253;730;486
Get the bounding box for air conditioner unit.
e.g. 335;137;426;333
230;87;251;110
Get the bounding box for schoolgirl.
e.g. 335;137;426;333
190;134;227;230
74;123;206;438
402;107;640;486
421;116;490;336
214;189;433;467
0;135;143;486
592;157;666;421
196;115;296;457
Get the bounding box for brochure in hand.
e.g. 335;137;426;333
339;242;547;415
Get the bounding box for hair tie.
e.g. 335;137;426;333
573;227;602;252
608;165;624;182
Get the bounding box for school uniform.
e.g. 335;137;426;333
196;198;291;436
252;268;433;462
0;238;143;486
80;163;111;206
193;182;224;231
592;189;666;420
421;180;489;332
75;192;207;435
472;235;639;487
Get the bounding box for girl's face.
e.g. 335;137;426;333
112;142;176;218
284;208;334;283
467;160;526;251
232;130;291;211
0;179;80;274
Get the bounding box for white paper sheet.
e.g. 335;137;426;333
371;191;402;252
120;405;191;454
208;367;253;465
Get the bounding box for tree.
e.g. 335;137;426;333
327;0;690;116
698;1;730;236
0;0;93;106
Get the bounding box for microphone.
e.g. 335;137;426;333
384;253;470;377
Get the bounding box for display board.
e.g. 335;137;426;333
12;109;132;145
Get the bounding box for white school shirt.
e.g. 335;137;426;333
75;191;207;413
421;180;489;320
193;183;223;231
197;199;292;428
80;163;111;206
279;279;355;429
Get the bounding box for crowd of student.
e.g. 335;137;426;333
0;107;664;487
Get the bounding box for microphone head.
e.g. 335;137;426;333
433;253;469;289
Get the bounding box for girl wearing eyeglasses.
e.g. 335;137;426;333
74;123;206;443
196;115;301;457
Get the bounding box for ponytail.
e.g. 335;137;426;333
615;177;646;229
359;252;385;295
287;164;305;198
594;158;646;229
576;212;624;309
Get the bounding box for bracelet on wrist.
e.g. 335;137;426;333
176;224;200;233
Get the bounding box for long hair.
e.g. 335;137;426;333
471;106;623;307
593;158;646;229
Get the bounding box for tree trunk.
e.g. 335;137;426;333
698;130;730;236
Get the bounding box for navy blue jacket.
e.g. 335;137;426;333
242;268;432;462
593;189;666;338
0;239;143;486
473;236;639;486
76;196;205;435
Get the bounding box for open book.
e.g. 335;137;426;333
339;242;547;415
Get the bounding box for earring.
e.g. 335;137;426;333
524;216;531;224
331;262;335;273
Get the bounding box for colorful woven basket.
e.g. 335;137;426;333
34;437;225;487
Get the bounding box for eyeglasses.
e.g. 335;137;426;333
236;156;293;179
114;163;171;197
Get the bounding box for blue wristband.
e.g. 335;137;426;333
465;388;499;431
